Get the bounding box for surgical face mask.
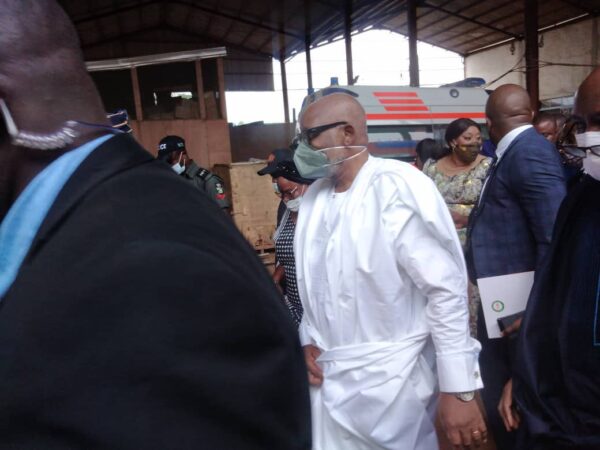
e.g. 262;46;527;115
272;182;281;195
285;196;302;212
283;184;305;212
576;131;600;181
0;98;122;151
171;153;185;175
293;141;367;179
453;144;480;163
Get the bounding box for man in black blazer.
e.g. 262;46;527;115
466;84;566;449
512;67;600;450
0;1;310;449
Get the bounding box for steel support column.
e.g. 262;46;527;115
344;0;354;85
408;0;420;87
305;1;314;92
280;54;290;125
524;0;539;112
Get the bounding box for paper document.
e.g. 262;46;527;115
477;271;535;339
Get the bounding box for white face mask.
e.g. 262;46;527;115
171;153;185;175
283;184;306;212
576;131;600;181
273;182;280;195
285;196;302;212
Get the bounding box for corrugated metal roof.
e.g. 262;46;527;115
58;0;600;61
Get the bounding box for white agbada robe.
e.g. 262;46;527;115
295;156;483;450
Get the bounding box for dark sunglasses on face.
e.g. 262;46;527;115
296;121;348;147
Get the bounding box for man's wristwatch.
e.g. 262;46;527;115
454;391;475;402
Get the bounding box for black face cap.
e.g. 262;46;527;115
158;135;186;160
257;148;294;175
271;160;314;185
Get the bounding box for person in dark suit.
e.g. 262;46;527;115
0;1;310;449
466;84;566;449
510;68;600;450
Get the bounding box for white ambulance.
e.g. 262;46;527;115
301;84;489;162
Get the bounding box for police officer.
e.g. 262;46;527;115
157;135;230;211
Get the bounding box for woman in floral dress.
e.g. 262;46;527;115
423;118;492;336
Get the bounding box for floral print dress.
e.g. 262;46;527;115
423;156;492;336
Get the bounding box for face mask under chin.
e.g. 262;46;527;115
171;153;186;175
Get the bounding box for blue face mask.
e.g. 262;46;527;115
293;142;368;179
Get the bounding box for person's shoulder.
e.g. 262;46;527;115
369;157;439;201
422;157;437;174
506;128;559;165
513;127;555;153
90;159;227;224
476;156;493;171
372;157;434;183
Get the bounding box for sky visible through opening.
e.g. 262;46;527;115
225;30;465;125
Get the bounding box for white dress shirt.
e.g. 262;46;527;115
495;124;533;161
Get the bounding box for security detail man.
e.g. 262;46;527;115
158;135;230;211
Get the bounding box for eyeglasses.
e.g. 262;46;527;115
559;144;600;159
556;115;592;161
295;121;348;147
278;185;299;201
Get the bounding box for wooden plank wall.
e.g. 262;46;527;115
213;161;279;251
129;119;232;168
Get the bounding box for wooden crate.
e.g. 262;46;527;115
213;161;279;251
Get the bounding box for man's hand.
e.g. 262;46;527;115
303;344;323;386
439;392;487;449
498;379;520;431
501;317;522;337
450;210;469;229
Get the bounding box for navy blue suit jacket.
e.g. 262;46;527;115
467;127;566;282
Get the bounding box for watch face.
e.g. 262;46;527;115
456;391;475;402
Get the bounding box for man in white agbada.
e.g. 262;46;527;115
292;93;487;450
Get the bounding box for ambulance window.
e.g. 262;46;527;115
366;125;433;161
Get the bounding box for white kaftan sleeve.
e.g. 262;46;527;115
379;172;483;393
298;316;312;346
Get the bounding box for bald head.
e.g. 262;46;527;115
0;0;105;132
485;84;534;144
574;67;600;130
0;1;85;83
301;93;368;146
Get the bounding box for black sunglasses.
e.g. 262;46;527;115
297;121;348;147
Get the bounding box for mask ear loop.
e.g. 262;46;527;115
0;99;79;150
0;99;125;151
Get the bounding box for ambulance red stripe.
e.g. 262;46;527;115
373;92;418;97
379;99;425;105
366;112;486;120
384;106;430;111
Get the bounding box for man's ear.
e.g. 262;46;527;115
343;124;355;146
